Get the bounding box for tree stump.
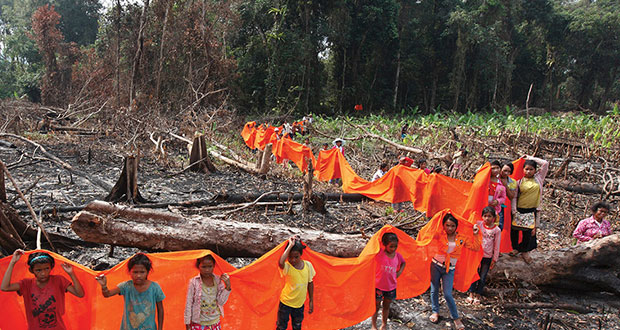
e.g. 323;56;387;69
104;155;148;203
189;135;217;173
258;143;272;174
0;202;27;253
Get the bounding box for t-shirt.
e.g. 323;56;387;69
279;260;315;308
118;281;166;330
19;275;71;330
375;251;405;291
517;177;540;209
200;282;220;326
372;169;386;182
478;221;501;262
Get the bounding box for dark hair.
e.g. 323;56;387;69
416;158;427;167
490;160;501;167
27;252;55;271
288;239;306;255
442;213;458;228
381;232;399;246
591;201;611;214
502;162;514;174
524;159;538;169
127;253;152;272
322;143;329;147
380;163;388;170
482;206;496;217
432;166;442;174
196;254;216;268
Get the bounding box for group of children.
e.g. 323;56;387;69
2;155;615;330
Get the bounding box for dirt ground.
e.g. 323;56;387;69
1;102;620;329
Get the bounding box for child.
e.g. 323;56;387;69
95;253;165;330
511;155;549;263
1;249;85;329
429;214;480;330
467;207;501;304
372;233;406;330
184;255;232;330
321;143;329;151
416;158;431;174
277;236;315;330
332;138;344;155
573;202;613;243
488;160;507;220
449;149;468;178
372;163;389;182
499;162;518;230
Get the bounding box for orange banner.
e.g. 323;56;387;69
1;213;482;330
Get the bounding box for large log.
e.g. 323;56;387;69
492;234;620;295
71;201;368;257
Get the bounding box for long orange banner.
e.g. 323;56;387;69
1;211;481;330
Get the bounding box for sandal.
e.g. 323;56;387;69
454;319;465;330
508;250;519;257
429;313;439;324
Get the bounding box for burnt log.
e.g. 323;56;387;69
71;201;367;257
547;179;620;196
492;234;620;295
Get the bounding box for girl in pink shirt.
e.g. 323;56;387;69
467;206;501;304
184;255;231;330
372;233;406;330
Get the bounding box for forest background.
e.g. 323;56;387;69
0;0;619;117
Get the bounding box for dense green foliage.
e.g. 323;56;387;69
0;0;618;116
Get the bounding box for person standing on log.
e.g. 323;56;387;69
510;155;549;264
95;253;165;330
184;254;232;330
499;162;518;231
573;202;613;243
1;250;85;330
429;213;481;330
276;236;315;330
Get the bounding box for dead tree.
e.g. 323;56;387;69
302;157;325;213
104;155;148;203
71;201;367;257
189;135;217;173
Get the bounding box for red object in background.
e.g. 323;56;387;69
354;104;363;111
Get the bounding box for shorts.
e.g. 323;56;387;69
190;322;221;330
375;288;396;300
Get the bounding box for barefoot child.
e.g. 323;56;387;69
95;253;165;330
467;207;501;304
277;236;315;330
372;233;406;330
1;250;85;329
184;255;232;330
429;214;480;330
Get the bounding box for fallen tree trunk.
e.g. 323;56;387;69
71;201;368;257
492;234;620;295
547;179;620;196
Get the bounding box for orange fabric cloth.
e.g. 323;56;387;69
2;214;483;329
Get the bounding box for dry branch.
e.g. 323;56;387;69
0;133;112;191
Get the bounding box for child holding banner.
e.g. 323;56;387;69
96;253;166;330
184;254;232;330
1;249;85;330
372;233;406;330
276;236;315;330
